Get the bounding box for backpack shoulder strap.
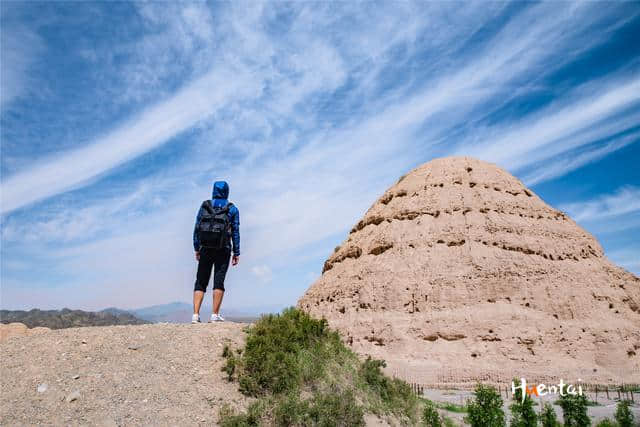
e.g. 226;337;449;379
201;200;214;214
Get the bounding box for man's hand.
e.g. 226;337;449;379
232;255;239;266
195;251;200;261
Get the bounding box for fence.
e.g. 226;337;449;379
405;380;638;404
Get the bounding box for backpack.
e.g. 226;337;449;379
197;200;234;249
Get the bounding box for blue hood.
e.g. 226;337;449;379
212;181;229;199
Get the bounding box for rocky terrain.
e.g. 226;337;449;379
1;308;148;329
0;323;252;425
299;156;640;385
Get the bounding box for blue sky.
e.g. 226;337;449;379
1;1;639;313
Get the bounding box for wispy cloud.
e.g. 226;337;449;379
2;2;639;309
560;186;640;223
0;19;43;110
1;66;260;214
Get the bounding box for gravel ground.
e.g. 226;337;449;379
1;323;252;426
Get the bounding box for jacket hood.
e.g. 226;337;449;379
212;181;229;199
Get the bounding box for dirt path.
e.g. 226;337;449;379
1;323;252;426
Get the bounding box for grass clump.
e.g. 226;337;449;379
218;307;421;426
433;400;468;413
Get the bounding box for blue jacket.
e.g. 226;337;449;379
193;181;240;256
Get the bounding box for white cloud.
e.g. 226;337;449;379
251;264;273;284
560;187;640;223
1;66;261;214
0;23;43;109
2;2;639;310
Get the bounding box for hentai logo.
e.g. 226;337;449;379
512;378;584;402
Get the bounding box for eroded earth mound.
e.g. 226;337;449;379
298;157;640;385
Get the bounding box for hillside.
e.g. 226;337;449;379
0;308;148;329
0;323;252;425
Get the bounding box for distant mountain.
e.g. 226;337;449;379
105;301;284;323
0;308;148;330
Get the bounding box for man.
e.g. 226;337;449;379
192;181;240;323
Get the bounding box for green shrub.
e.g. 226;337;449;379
238;307;344;396
357;356;416;416
308;389;365;426
218;308;420;425
540;402;559;427
222;355;237;381
422;400;443;427
509;380;537;427
465;384;506;427
222;344;231;358
218;401;265;427
273;393;312;426
614;400;635;427
557;393;591;427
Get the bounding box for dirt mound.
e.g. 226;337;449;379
0;322;51;342
298;156;640;385
0;323;252;425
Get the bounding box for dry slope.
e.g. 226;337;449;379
1;323;252;426
299;156;640;385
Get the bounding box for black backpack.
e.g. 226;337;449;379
197;200;233;249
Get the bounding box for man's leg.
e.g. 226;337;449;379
193;248;214;316
193;291;205;315
213;289;224;315
212;249;231;315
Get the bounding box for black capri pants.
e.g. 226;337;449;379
194;247;231;292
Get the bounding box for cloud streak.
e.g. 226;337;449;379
2;2;639;310
560;186;640;223
1;66;260;214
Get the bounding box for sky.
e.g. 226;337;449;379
1;1;639;313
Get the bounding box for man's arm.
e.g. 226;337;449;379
193;204;203;260
230;205;240;264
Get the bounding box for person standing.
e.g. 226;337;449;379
192;181;240;323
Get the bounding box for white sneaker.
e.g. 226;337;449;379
191;314;201;324
210;313;225;322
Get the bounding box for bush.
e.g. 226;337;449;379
465;384;506;427
540;402;559;427
358;356;416;416
218;308;420;425
422;400;443;427
614;400;635;427
557;393;591;427
509;380;537;427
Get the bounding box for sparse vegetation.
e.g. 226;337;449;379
217;307;421;425
557;393;591;427
430;400;468;413
614;400;635;427
422;400;442;426
595;419;617;427
540;402;560;427
464;384;506;427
